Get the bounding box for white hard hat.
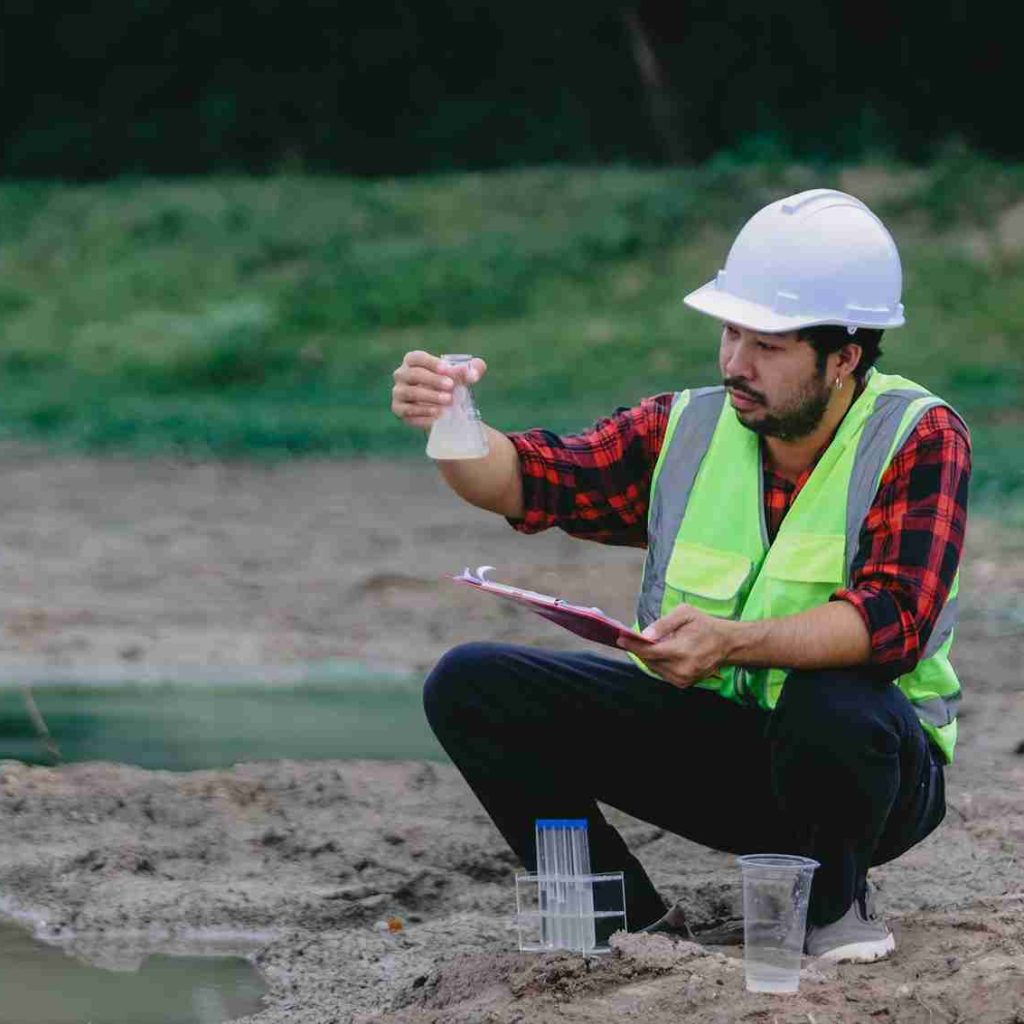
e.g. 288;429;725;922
683;188;905;333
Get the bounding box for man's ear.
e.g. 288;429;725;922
835;341;863;379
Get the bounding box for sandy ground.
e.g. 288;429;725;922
0;450;1022;1023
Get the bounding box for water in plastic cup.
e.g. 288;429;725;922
738;854;819;994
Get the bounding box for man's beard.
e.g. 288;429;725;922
725;372;831;441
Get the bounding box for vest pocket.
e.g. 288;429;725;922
762;533;846;620
664;542;752;619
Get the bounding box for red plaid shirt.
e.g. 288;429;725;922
507;392;971;676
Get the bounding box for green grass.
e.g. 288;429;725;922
0;155;1022;501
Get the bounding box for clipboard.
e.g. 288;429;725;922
447;566;654;650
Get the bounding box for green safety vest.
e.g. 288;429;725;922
633;368;964;763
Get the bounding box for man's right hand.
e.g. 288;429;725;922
390;350;522;518
391;351;489;430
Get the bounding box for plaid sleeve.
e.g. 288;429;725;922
504;394;673;548
832;405;971;675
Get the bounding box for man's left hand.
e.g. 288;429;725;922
617;604;734;688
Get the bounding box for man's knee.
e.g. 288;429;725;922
423;641;508;725
769;667;903;762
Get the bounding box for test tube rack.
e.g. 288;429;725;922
515;818;626;954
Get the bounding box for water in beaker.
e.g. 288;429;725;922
425;354;489;460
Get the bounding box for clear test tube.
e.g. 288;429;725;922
535;819;560;948
573;826;595;951
535;819;594;951
560;823;573;949
535;819;557;949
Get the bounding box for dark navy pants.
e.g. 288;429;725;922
423;642;946;929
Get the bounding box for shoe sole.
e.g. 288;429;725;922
693;921;744;946
815;931;895;963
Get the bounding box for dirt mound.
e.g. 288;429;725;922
2;754;1021;1023
0;455;1021;1023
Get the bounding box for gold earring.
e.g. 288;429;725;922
833;377;842;391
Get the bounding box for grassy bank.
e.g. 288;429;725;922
0;155;1022;499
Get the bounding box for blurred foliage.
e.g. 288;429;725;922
0;158;1021;503
0;2;1017;178
884;142;1024;232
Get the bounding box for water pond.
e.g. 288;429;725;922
0;919;266;1024
0;663;443;769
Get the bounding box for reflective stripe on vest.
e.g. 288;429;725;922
638;387;726;630
845;389;943;578
634;369;965;763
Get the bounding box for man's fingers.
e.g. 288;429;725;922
392;354;456;429
394;384;452;406
618;644;696;690
468;356;487;383
403;350;445;372
393;400;444;423
641;603;697;641
391;350;486;429
394;364;455;390
395;352;487;387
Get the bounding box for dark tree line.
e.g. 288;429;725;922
0;0;1014;180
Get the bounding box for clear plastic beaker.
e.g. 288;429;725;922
738;854;819;993
425;353;489;460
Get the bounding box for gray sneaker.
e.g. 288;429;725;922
804;881;895;963
641;904;745;945
639;903;695;941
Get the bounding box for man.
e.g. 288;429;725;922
390;189;970;963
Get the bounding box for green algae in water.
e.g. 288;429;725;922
0;671;445;769
0;920;266;1024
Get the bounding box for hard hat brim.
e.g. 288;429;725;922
683;279;905;332
683;280;810;333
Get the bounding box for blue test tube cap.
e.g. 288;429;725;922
535;818;588;830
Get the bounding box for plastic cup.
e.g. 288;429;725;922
737;854;819;994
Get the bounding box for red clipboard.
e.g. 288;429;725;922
447;566;654;650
